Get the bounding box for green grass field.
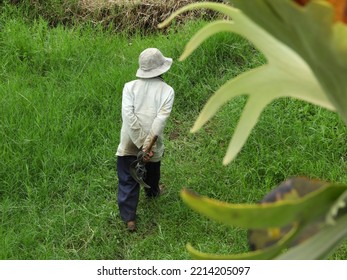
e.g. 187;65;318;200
1;3;346;259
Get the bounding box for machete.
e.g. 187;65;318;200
129;135;158;189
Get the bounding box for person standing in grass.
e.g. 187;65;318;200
116;48;174;232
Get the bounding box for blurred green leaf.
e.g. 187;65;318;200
186;223;299;259
180;182;347;229
181;180;347;259
276;214;347;260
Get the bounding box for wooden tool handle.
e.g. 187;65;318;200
145;135;158;152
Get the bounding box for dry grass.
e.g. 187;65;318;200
77;0;226;33
8;0;227;33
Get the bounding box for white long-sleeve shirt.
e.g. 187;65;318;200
116;77;174;162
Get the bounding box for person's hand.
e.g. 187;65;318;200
142;150;154;162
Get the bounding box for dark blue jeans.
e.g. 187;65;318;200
117;156;161;222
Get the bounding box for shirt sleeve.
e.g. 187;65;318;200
121;84;147;148
143;88;175;149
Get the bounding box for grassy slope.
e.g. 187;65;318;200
0;5;346;259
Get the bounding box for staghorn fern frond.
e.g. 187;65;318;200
160;1;346;164
160;0;347;260
181;178;347;260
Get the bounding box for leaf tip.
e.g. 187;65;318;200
222;153;234;165
178;55;187;62
180;188;200;199
178;49;191;61
190;124;200;133
157;18;172;29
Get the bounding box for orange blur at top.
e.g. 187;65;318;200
293;0;347;23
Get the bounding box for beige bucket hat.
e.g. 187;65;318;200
136;48;173;78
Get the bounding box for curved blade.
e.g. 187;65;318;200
129;135;158;189
129;160;151;189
